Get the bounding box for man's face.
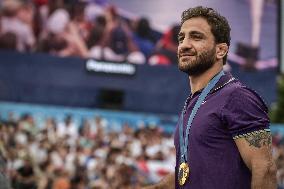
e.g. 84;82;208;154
177;17;217;76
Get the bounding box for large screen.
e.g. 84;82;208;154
109;0;278;70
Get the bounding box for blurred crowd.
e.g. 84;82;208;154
0;0;180;65
273;132;284;189
0;113;175;189
1;112;284;189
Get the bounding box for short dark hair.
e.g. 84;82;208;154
181;6;231;64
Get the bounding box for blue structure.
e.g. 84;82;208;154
0;51;277;114
0;101;282;134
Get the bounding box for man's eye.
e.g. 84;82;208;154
192;35;202;40
178;37;184;43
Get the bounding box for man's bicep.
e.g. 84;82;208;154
234;130;273;170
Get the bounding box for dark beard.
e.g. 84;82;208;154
178;48;216;76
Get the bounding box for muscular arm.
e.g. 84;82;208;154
143;173;175;189
234;130;277;189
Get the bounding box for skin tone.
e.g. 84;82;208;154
177;17;228;94
235;131;277;189
143;16;276;189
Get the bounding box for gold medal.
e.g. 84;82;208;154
178;162;190;185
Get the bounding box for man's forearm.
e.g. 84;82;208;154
251;162;277;189
143;173;175;189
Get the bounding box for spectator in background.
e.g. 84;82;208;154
88;5;146;63
18;114;37;135
14;157;37;189
52;168;71;189
88;14;124;62
132;17;155;59
38;8;89;58
35;0;64;36
0;147;11;189
0;0;35;52
84;0;106;23
57;115;78;140
70;165;88;189
67;1;91;42
1;111;283;188
89;115;108;137
43;118;58;144
0;0;161;64
148;25;180;66
104;5;146;64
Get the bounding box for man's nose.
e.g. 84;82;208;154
179;39;193;51
179;44;192;54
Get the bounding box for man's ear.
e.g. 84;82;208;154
216;43;228;60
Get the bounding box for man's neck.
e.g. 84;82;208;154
189;64;223;95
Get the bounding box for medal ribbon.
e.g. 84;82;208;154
179;71;225;163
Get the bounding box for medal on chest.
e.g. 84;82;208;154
178;162;190;186
178;71;225;186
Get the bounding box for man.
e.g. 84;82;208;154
143;6;276;189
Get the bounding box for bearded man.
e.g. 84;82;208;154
143;6;276;189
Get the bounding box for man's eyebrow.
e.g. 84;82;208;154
178;30;205;37
188;31;204;35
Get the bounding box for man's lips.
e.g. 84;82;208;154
179;54;195;58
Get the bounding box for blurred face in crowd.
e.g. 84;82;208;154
177;17;217;76
17;4;34;24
